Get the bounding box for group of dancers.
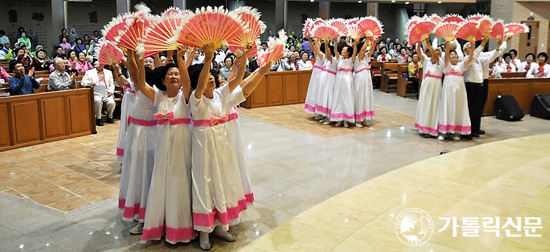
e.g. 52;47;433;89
304;36;376;128
415;34;508;140
115;43;272;250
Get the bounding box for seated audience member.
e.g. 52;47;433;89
397;48;411;63
192;50;202;65
297;51;312;70
82;35;91;46
33;49;51;71
526;52;550;78
49;54;78;75
81;62;116;126
518;53;536;73
72;38;85;54
60;37;71;54
144;56;156;70
48;57;76;91
75;52;94;72
52;46;64;58
389;44;398;58
219;55;233;81
247;56;259;72
287;52;299;70
259;42;268;54
9;60;40;95
408;53;422;93
0;30;9;46
337;37;348;48
489;58;503;79
1;66;9;83
92;30;101;40
377;47;391;61
271;56;292;71
509;49;521;68
59;28;69;43
501;53;516;72
28;30;38;51
69;28;78;44
17;31;32;49
214;46;227;66
300;38;312;56
0;42;12;60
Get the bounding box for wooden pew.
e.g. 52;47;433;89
380;63;403;93
396;64;423;98
370;61;383;88
501;72;527;78
241;70;312;109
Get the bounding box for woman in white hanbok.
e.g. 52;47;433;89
353;38;376;127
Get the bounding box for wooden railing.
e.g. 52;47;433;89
241;70;312;109
0;88;96;151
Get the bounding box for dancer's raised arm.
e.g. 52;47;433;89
445;40;451;68
227;43;253;92
194;43;215;99
137;52;155;101
177;45;191;101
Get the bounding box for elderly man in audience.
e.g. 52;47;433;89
81;62;116;126
9;60;40;95
48;57;76;91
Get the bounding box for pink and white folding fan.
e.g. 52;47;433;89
408;21;436;45
358;17;383;37
467;13;490;22
455;21;482;41
138;12;192;57
312;25;340;41
478;17;494;37
303;18;314;37
504;23;529;36
442;14;464;23
435;22;459;41
102;13;132;43
229;6;266;48
228;43;258;58
177;6;244;50
430;14;442;25
330;18;349;37
96;41;124;66
347;18;359;26
116;4;157;53
258;30;287;67
490;21;505;40
163;6;183;16
348;24;364;41
405;17;420;34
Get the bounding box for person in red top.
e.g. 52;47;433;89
59;28;69;44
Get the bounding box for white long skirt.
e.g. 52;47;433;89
415;76;442;136
304;66;322;114
330;71;355;123
141;123;194;244
115;90;136;160
315;71;336;117
438;76;471;134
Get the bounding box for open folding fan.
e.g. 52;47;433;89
478;17;494;37
96;41;124;66
490;21;504;40
442;14;464;23
102;13;132;43
430;14;442;25
116;4;157;53
455;21;482;41
138;12;192;57
408;21;436;45
330;18;349;37
163;6;183;16
348;24;364;41
434;22;459;41
347;18;359;26
177;6;244;50
303;18;314;37
313;18;326;27
312;24;340;41
504;23;529;36
228;43;258;58
258;30;287;67
405;18;419;35
358;17;383;37
228;6;266;48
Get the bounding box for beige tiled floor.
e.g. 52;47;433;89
0;122;121;211
239;104;416;137
242;134;550;251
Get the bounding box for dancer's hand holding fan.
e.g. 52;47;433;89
435;22;459;41
258;30;287;67
455;21;482;41
96;40;124;66
348;24;364;41
408;21;436;45
177;6;244;50
504;23;529;36
116;4;157;54
228;6;266;55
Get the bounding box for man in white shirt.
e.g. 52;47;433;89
461;37;487;139
81;62;116;126
48;57;76;91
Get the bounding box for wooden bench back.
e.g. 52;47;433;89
501;72;527;78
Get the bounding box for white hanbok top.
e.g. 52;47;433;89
517;62;536;73
526;64;550;78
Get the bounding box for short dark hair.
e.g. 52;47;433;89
525;53;535;59
223;55;234;66
9;59;23;72
0;30;4;35
188;64;220;90
509;49;518;56
338;45;354;56
503;53;512;60
537;52;548;62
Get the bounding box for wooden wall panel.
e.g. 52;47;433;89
267;75;284;106
68;94;92;134
485;82;510;115
0;104;10;147
11;100;41;144
251;77;267;108
283;74;300;104
299;72;311;102
531;80;550;97
510;84;531;113
41;97;66;139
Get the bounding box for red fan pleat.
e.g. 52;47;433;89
330;19;349;36
504;23;529;36
358;17;383;37
455;21;482;41
408;21;436;45
141;15;188;55
117;15;155;52
442;14;464;24
102;14;131;42
478;18;493;37
312;25;340;41
228;7;265;47
98;42;123;66
490;22;504;40
435;22;459;41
